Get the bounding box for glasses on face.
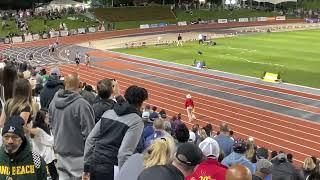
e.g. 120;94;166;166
3;134;21;141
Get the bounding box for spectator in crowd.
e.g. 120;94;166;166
302;157;316;179
287;153;293;163
215;122;234;156
226;164;252;180
308;163;320;180
142;105;151;122
149;106;159;121
229;130;234;140
271;153;303;180
34;74;43;96
49;72;95;179
191;124;200;143
252;159;273;180
25;109;58;180
175;123;190;146
0;116;47;179
40;67;64;110
80;84;96;105
185;94;196;122
93;78;124;123
186;137;227;180
246;140;257;163
311;156;318;165
144;118;169;149
203;123;213;137
163;120;173;135
188;131;196;144
171;113;182;132
271;151;278;160
197;128;208;145
222;138;255;174
83;85;148;180
138;143;205;180
1;63;17;101
0;79;36;127
117;136;175;180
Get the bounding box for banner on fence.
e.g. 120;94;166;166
228;19;237;23
305;18;319;23
12;36;23;43
266;17;276;21
276;16;286;21
88;27;96;33
178;21;187;26
257;17;267;22
42;33;48;39
238;18;249;22
218;19;228;24
24;34;33;42
140;24;150;29
150;24;159;28
78;28;86;34
32;34;40;41
60;30;69;37
249;17;257;22
158;23;168;27
50;31;60;38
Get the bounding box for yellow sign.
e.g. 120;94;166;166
262;72;280;83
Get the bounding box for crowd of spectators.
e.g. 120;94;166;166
0;58;319;180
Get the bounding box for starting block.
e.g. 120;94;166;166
262;72;281;83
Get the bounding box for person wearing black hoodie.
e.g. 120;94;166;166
40;67;64;110
92;78;124;123
83;85;148;180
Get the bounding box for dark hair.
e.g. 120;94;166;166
271;151;278;159
2;63;18;100
203;124;213;137
191;124;199;133
287;153;293;163
152;106;157;111
96;79;113;99
84;85;93;92
33;110;50;135
308;163;320;180
124;85;148;107
229;130;234;136
175;123;189;143
311;156;318;165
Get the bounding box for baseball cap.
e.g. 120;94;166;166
50;67;60;76
2;116;25;140
256;159;272;174
176;143;205;166
199;137;220;158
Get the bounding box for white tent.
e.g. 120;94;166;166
253;0;297;4
47;0;85;10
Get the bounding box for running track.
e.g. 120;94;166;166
1;20;320;165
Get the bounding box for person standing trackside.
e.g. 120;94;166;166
75;52;81;70
185;94;196;122
177;33;183;46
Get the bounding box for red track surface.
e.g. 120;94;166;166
2;20;319;166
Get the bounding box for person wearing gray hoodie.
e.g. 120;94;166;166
49;72;95;180
83;85;148;180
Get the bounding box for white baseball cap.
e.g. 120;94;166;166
199;137;220;158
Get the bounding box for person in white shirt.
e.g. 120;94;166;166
198;33;203;44
25;109;58;180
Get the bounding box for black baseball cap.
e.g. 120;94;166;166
176;143;206;166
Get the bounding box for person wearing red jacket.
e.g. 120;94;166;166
186;137;227;180
185;94;196;122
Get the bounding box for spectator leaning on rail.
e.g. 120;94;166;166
0;116;47;179
83;85;148;180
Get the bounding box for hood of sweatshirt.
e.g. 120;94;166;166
54;90;82;109
113;102;141;116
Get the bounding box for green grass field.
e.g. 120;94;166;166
114;30;320;89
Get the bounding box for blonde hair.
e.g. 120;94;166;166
144;136;175;168
199;129;207;142
245;141;255;162
303;157;316;171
